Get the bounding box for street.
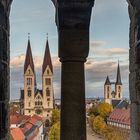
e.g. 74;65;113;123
87;124;105;140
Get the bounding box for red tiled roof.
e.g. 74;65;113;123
108;108;130;125
11;128;25;140
10;114;30;125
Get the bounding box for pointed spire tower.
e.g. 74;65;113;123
42;35;54;118
104;75;112;104
42;37;53;75
116;60;122;85
24;35;35;74
115;60;123;100
105;76;111;85
24;34;36;115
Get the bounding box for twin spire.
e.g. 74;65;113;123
105;61;122;85
24;34;53;74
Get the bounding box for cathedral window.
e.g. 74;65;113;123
46;88;50;96
118;93;121;98
28;90;31;97
28;70;30;74
47;70;49;75
35;102;37;105
107;93;109;98
27;78;32;85
45;78;51;85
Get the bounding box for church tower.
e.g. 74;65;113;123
42;38;54;118
24;38;36;115
104;76;112;104
115;61;123;100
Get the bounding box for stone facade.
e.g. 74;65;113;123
128;0;140;139
104;62;123;105
22;39;54;119
0;0;12;139
52;0;95;140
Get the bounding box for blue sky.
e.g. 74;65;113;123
10;0;130;100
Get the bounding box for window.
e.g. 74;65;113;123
28;90;31;97
46;88;50;96
27;78;32;85
107;93;109;98
48;102;50;107
47;98;50;101
29;110;30;113
28;70;30;74
47;70;49;75
118;93;121;98
29;102;30;107
45;78;51;85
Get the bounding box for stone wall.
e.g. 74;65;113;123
128;0;140;139
0;0;12;139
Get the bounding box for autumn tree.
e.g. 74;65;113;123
88;106;99;116
98;103;113;119
52;109;60;125
93;116;107;133
48;122;60;140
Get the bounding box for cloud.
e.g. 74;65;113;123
90;40;107;48
10;53;129;100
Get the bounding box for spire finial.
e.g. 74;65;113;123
46;33;48;40
28;33;30;40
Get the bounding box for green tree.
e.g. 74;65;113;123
88;106;99;116
98;103;113;119
52;109;60;125
93;116;107;133
48;122;60;140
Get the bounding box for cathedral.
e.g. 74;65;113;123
104;62;123;106
20;37;54;119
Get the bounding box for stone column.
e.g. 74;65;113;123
128;0;140;139
0;0;12;139
52;1;95;140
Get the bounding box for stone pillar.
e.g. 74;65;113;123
52;1;95;140
0;0;12;139
128;0;140;139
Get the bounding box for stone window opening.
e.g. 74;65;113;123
46;88;50;96
45;78;51;85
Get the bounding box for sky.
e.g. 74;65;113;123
10;0;130;100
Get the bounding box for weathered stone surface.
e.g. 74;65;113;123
128;0;140;139
52;0;95;140
0;0;12;139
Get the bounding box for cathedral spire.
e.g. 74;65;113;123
42;37;53;74
116;60;122;85
24;37;35;73
105;76;111;85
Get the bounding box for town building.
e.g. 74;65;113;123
10;114;44;140
104;61;123;106
107;108;130;130
20;37;54;119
